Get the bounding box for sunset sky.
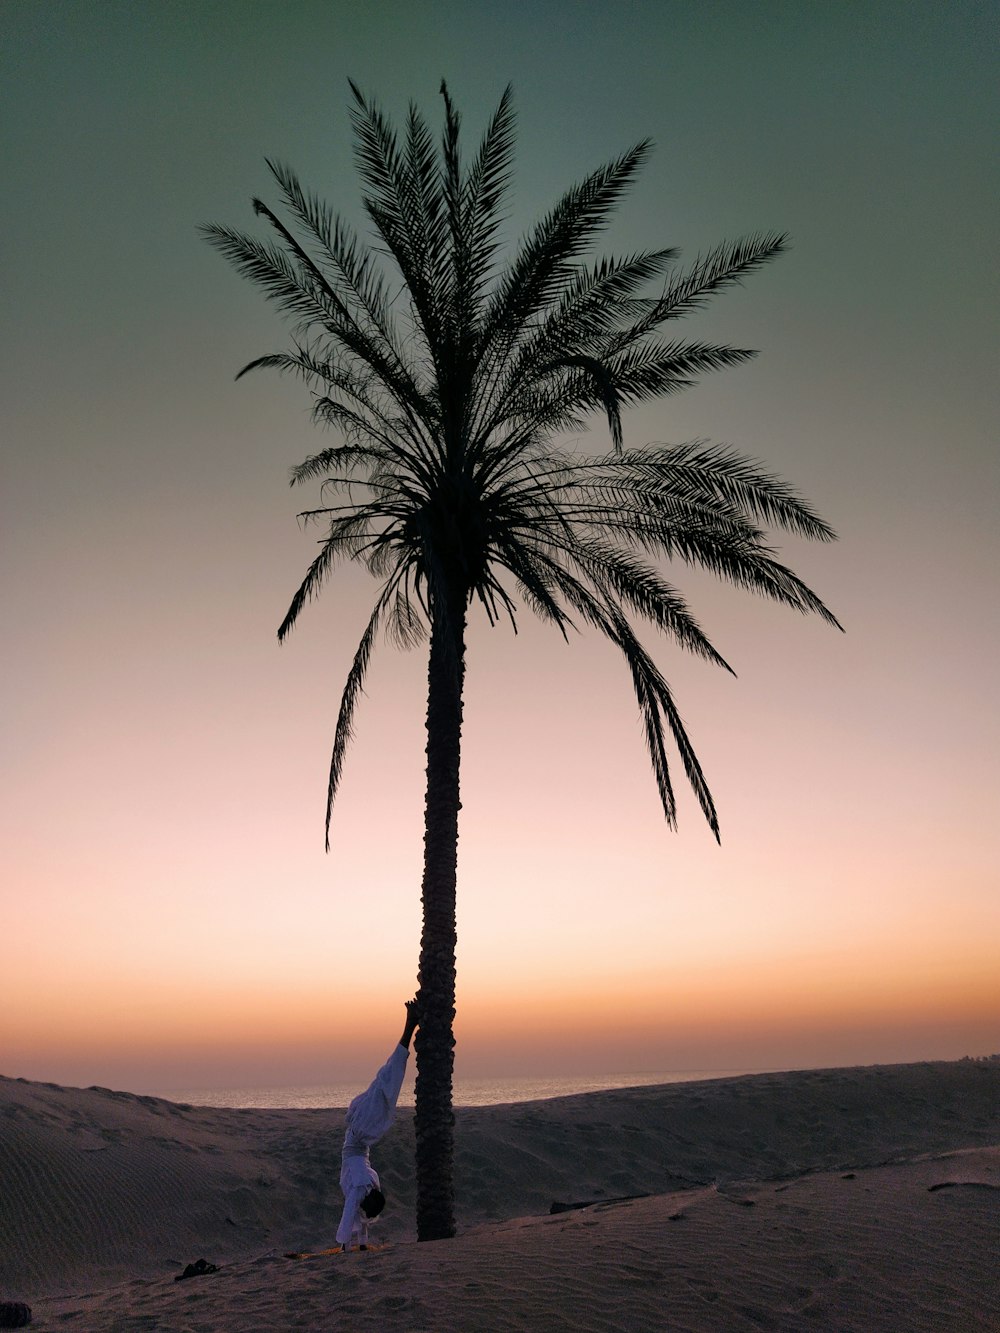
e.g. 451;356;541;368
3;1;997;1094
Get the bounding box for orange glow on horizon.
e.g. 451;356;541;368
6;931;996;1092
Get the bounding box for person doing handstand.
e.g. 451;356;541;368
336;997;419;1251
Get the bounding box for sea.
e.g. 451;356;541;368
150;1069;763;1110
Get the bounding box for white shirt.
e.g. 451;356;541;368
335;1043;409;1246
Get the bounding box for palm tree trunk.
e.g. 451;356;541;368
414;590;467;1241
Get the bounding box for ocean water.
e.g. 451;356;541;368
151;1069;759;1110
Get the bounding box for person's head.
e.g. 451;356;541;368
361;1187;385;1219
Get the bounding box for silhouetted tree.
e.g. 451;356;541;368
203;82;841;1241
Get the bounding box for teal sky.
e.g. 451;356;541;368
2;1;997;1091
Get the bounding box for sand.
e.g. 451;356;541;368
1;1060;998;1330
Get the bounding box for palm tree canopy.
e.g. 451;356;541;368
203;81;841;846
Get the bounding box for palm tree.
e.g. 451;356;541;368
203;82;841;1241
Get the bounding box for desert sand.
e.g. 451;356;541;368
1;1060;998;1331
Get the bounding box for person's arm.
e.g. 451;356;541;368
398;996;420;1050
336;1185;365;1248
348;999;421;1145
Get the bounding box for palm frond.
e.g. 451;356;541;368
347;80;413;254
250;199;434;426
656;232;789;320
608;341;758;402
348;82;447;354
199;224;338;332
568;490;841;629
631;441;838;542
505;249;678;372
387;567;428;649
277;527;351;641
234;351;309;382
606;232;789;351
289;442;389;487
323;577;398;848
605;604;719;837
491;538;576;637
569;537;734;672
537;354;623;452
477;141;652;378
265;159;410;364
520;554;706;833
460;83;516;310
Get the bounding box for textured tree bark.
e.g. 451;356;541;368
413;591;466;1242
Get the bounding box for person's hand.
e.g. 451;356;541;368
400;995;421;1049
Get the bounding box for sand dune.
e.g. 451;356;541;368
2;1060;998;1330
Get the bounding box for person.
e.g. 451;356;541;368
336;997;419;1251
